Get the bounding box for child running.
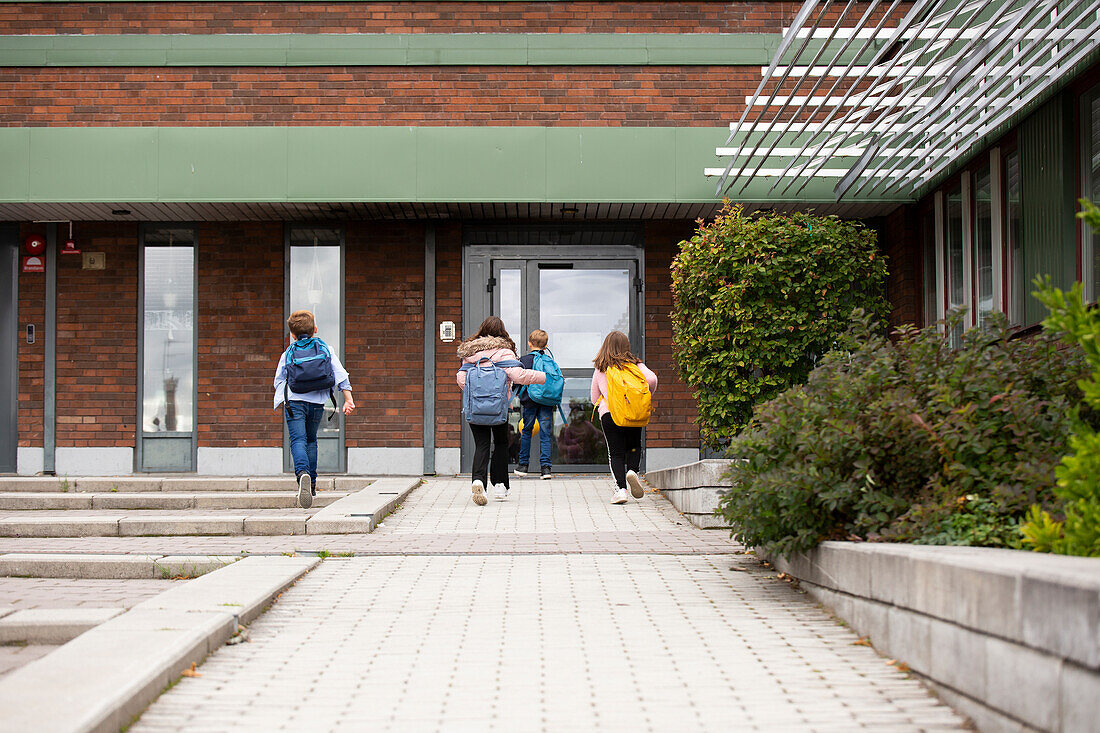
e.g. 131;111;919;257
591;330;658;505
515;329;555;479
456;317;546;506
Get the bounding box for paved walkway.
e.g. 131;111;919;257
128;477;966;731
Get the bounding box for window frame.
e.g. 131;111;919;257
136;223;199;473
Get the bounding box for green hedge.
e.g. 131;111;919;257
670;203;888;448
717;312;1089;558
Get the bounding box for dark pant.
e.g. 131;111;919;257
518;403;554;468
470;422;510;489
601;413;642;489
285;400;324;486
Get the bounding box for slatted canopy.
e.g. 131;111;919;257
710;0;1100;202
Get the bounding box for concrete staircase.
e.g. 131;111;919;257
0;476;417;537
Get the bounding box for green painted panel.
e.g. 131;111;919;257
0;129;29;201
546;128;677;200
287;127;418;200
415;127;548;201
1020;94;1078;325
0;33;782;67
28;127;157;201
157;128;288;200
0;126;903;204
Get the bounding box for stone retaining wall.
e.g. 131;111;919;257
769;542;1100;733
644;458;731;529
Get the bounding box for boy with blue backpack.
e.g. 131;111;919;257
273;310;355;509
514;329;566;479
456;317;546;506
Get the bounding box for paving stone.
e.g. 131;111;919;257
243;516;307;535
0;607;124;644
0;605;13;619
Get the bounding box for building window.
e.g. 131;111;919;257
139;227;196;471
1085;84;1100;302
1005;149;1023;323
973;164;995;327
946;186;965;344
922;208;939;326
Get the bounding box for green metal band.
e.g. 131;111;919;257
0;126;896;204
0;33;780;67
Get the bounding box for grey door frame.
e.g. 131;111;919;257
282;224;347;474
461;229;645;474
0;224;17;473
136;223;199;472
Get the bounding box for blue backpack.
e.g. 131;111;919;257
526;348;567;422
460;357;523;425
284;337;337;415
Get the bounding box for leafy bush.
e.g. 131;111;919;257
670;203;888;448
717;311;1088;558
1020;200;1100;557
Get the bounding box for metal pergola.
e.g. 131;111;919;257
709;0;1100;201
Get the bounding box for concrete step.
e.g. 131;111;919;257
0;478;420;537
0;491;350;511
0;476;377;493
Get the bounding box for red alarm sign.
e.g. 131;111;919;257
24;234;46;256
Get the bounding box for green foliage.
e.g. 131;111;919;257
670;203;889;447
717;311;1088;558
1021;233;1100;556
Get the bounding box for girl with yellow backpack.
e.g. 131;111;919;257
590;331;657;505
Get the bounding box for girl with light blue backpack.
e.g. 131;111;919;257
456;317;546;506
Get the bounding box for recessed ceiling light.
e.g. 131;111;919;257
560;206;579;214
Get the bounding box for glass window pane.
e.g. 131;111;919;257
946;188;964;346
508;377;607;467
922;209;937;326
539;269;630;369
499;268;522;339
974;166;994;326
1006;150;1023;323
289;229;342;436
143;243;194;433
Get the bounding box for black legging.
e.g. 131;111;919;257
601;413;642;489
470;422;510;489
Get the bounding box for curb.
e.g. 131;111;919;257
0;555;319;733
0;553;240;579
306;476;420;534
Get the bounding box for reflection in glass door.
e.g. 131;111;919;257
493;259;639;472
284;227;344;473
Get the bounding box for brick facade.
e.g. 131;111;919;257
434;225;464;452
0;2;802;35
16;225;45;447
882;206;921;330
643;222;699;449
0;67;762;127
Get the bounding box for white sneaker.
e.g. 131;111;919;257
471;480;488;506
493;484;509;501
626;470;644;499
513;467;528;477
297;473;313;509
610;487;629;505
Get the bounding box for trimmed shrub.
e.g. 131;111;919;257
670;203;888;448
717;311;1088;558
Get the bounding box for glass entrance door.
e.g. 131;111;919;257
283;227;345;473
491;258;640;472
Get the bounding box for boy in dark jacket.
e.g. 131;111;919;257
515;329;554;479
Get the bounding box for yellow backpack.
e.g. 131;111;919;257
604;363;652;427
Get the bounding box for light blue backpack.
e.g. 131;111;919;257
460;357;523;425
525;348;568;423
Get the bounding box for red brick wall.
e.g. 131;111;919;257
55;222;139;448
0;2;803;35
0;67;762;127
881;206;921;329
643;221;699;449
434;224;463;451
17;225;46;447
196;222;283;447
345;221;425;448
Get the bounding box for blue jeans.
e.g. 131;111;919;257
518;404;553;468
285;400;324;486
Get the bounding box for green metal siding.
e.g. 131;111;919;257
1019;94;1078;325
